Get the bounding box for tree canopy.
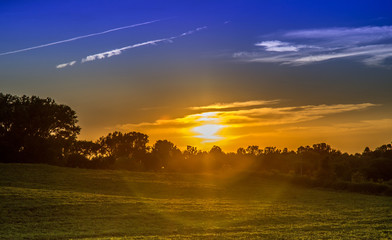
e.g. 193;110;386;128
0;93;80;163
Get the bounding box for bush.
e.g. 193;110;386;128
330;181;349;190
66;153;90;168
383;187;392;196
347;182;389;195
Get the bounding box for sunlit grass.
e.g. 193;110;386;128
0;163;391;239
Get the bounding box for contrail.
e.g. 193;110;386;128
0;19;162;56
81;39;167;63
80;26;207;63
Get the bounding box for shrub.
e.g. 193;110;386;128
66;153;90;168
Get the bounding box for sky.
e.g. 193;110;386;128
1;0;392;153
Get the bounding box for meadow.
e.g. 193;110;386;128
0;163;391;239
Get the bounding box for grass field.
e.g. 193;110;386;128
0;163;391;239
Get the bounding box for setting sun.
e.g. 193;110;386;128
192;124;225;142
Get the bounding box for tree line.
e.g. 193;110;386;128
1;93;392;186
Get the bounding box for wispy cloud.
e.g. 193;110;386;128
56;60;76;69
279;118;392;135
256;41;299;52
284;26;392;42
58;26;207;68
114;100;378;144
189;99;279;110
0;19;161;56
81;39;166;63
254;41;316;52
209;103;377;127
81;26;207;63
122;102;377;128
292;44;392;66
234;25;392;67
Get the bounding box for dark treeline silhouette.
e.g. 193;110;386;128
0;93;80;165
1;93;392;195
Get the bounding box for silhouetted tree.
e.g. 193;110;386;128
71;140;101;159
313;143;331;154
207;145;226;171
0;93;80;164
97;131;149;170
363;147;371;156
245;145;262;156
184;145;199;159
236;147;246;155
149;140;182;170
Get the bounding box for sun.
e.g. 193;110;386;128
192;124;225;143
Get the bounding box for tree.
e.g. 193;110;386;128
236;147;246;155
0;93;80;164
245;145;262;156
71;140;101;159
208;145;226;171
97;131;149;170
184;145;198;159
313;143;331;154
264;146;279;154
151;140;181;170
363;147;371;155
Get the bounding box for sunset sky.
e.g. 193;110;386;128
1;0;392;153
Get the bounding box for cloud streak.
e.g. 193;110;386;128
0;19;161;56
189;100;280;110
81;26;207;63
279;118;392;135
57;26;207;68
284;26;392;41
56;61;76;69
81;39;166;63
254;41;316;52
234;25;392;67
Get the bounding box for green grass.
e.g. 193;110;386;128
0;164;391;239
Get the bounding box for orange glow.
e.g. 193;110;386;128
190;111;226;143
96;100;391;153
193;124;225;142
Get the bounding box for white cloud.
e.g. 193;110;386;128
292;44;392;65
235;25;392;67
55;26;207;68
284;26;392;42
80;26;207;64
81;39;165;63
179;26;207;37
56;60;76;69
255;41;299;52
292;52;359;64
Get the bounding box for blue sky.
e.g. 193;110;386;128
1;0;392;152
